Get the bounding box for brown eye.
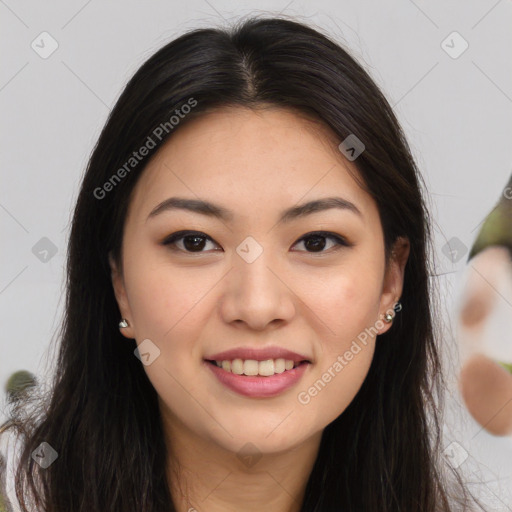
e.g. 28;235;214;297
162;231;220;253
292;232;351;253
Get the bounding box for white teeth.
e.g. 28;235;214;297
243;359;259;376
231;359;244;375
258;359;274;376
212;358;305;376
274;359;285;373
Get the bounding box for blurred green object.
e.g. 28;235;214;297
4;370;36;403
0;489;10;512
497;361;512;374
468;174;512;261
0;370;36;512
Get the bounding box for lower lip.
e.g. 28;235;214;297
204;360;310;398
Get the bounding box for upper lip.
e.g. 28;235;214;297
205;346;312;363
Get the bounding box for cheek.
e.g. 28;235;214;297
123;254;223;395
124;259;211;413
297;328;376;431
124;255;212;340
294;260;383;347
294;264;382;424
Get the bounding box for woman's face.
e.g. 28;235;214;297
110;106;408;455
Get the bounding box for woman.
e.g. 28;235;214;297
0;15;487;511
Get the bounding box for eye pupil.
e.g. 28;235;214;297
304;235;326;252
183;235;206;251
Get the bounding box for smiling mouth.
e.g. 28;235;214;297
204;358;310;377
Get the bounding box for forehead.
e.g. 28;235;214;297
127;106;374;225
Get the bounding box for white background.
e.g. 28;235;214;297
1;0;511;508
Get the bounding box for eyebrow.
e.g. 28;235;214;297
146;196;363;224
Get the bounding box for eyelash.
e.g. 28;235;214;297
161;230;352;254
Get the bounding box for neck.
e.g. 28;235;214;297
161;410;322;512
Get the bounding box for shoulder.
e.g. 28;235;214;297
0;422;24;512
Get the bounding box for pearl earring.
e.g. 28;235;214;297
119;318;129;328
384;312;394;323
382;299;402;324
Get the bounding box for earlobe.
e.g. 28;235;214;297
108;251;135;339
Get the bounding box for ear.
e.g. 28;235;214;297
108;251;135;339
377;236;410;335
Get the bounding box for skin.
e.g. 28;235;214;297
110;106;410;512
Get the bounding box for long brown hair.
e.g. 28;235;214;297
2;15;486;511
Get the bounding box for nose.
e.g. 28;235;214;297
219;249;296;331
